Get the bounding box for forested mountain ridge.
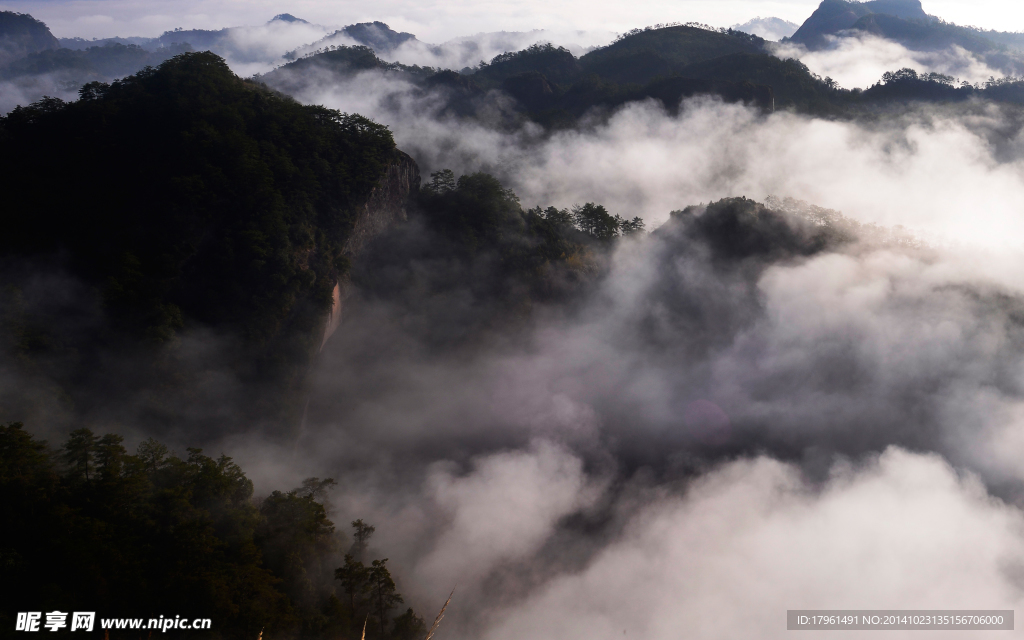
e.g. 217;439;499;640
0;52;410;440
0;11;59;67
1;41;194;82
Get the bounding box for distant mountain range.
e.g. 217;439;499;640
5;0;1024;116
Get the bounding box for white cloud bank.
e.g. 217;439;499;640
483;448;1024;640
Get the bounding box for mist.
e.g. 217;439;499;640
196;35;1024;635
9;4;1024;637
265;63;1024;247
774;34;1010;89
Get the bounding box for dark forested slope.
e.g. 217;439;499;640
0;11;59;67
0;52;401;439
0;422;428;640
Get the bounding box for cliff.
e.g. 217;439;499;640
320;149;420;348
790;0;931;50
343;149;420;257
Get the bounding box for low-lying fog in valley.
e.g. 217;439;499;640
7;1;1024;638
232;29;1024;637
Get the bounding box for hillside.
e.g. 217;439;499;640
0;52;404;439
580;25;767;83
1;42;192;82
0;11;60;67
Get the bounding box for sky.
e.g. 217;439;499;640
5;0;1024;43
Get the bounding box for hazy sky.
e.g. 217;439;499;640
5;0;1023;42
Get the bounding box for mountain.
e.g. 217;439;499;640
59;35;156;50
0;51;414;438
851;12;999;54
787;0;1024;75
0;11;60;67
731;17;800;41
284;21;423;61
580;25;767;83
1;42;192;83
270;13;308;24
341;21;417;53
790;0;933;49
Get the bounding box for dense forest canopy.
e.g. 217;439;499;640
0;51;397;438
0;421;428;640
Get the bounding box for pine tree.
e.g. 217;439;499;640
368;559;403;639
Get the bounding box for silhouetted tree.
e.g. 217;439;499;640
391;608;426;640
572;202;620;240
368;559;403;639
335;553;370;634
62;428;96;482
350;518;376;560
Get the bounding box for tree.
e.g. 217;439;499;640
367;559;403;639
350;518;375;560
298;477;338;501
95;433;126;480
572;202;620;240
335;554;369;636
391;608;426;640
620;216;646;236
425;169;456;194
136;438;168;474
63;428;96;482
539;206;574;229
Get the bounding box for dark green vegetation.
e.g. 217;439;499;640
581;24;767;82
0;11;59;67
0;11;198;110
269;17;1024;131
0;422;426;639
668;197;857;262
1;42;193;83
353;169;641;345
0;52;398;438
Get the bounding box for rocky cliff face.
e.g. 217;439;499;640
320;149;420;348
343;149;420;257
790;0;930;50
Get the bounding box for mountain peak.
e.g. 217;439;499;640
790;0;931;49
0;11;60;66
340;22;417;53
269;14;308;24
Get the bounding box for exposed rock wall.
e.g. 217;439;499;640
342;149;420;257
320;149;419;349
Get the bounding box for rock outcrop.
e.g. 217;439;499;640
320;149;420;348
790;0;931;50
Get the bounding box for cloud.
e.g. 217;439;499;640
414;441;600;588
274;64;1024;249
482;448;1024;639
386;29;615;69
773;34;1006;89
13;9;1024;636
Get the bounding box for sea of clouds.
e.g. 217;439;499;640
9;6;1024;637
